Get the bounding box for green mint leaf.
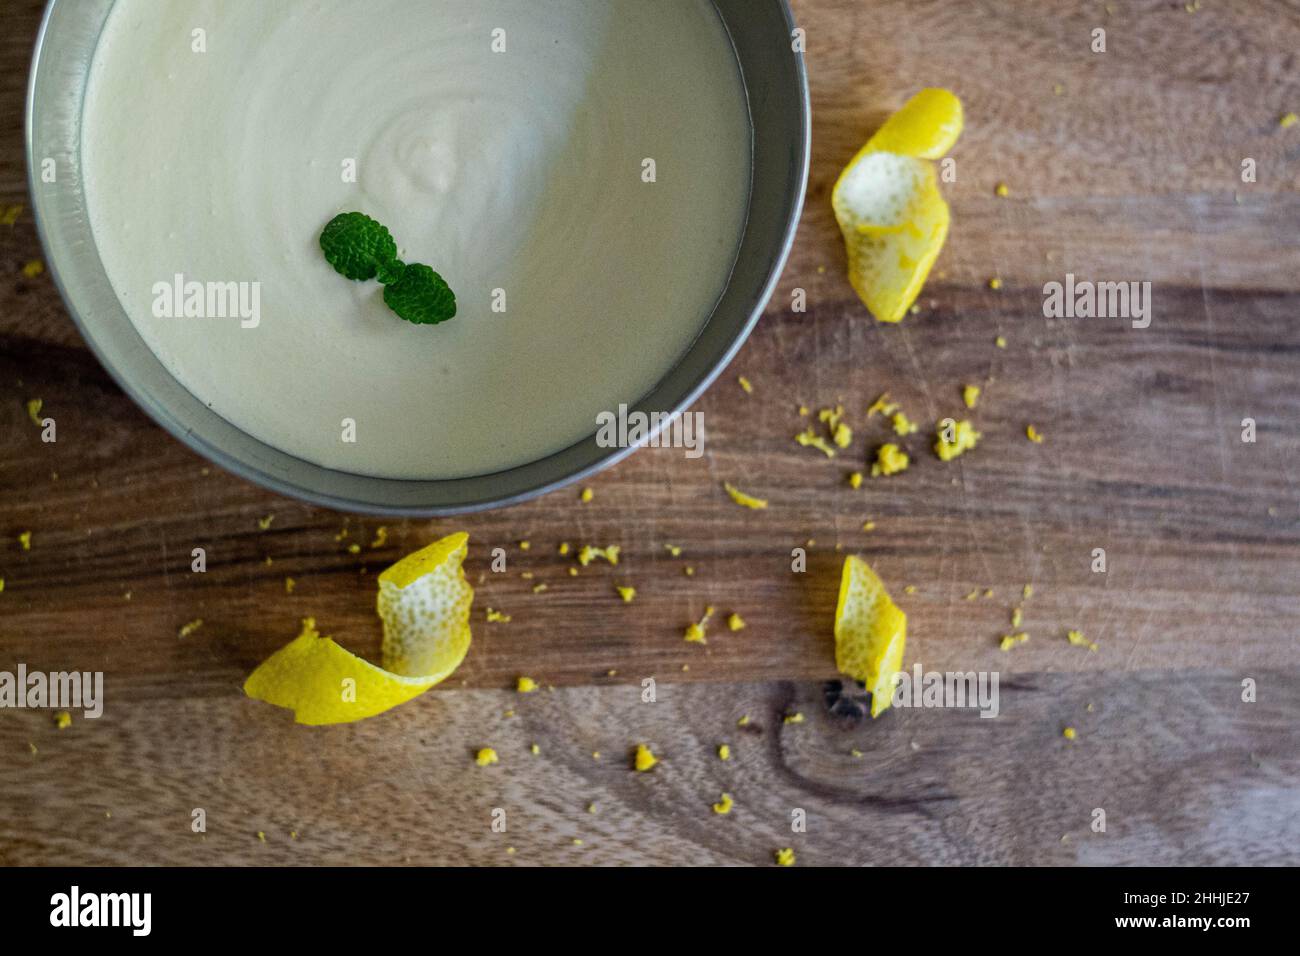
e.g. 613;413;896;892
319;212;398;281
375;258;406;286
382;263;457;325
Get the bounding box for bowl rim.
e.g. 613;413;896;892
25;0;811;516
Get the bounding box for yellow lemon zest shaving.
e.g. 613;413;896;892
891;411;918;436
577;544;621;567
935;419;981;461
871;443;910;477
796;426;837;457
867;393;900;417
633;744;658;772
684;606;715;645
1067;629;1098;652
724;482;768;509
999;632;1029;651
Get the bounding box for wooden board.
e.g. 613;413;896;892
1;0;1298;865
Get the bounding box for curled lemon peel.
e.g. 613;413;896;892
834;556;907;718
243;533;473;725
832;88;963;323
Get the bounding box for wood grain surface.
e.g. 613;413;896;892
1;0;1298;865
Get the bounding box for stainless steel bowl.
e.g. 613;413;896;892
27;0;809;515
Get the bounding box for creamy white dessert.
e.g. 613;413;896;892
82;0;751;479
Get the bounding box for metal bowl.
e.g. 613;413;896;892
26;0;809;515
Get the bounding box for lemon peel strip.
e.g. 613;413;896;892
833;555;907;718
244;533;473;725
832;88;963;324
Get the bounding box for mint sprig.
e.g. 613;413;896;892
319;212;457;326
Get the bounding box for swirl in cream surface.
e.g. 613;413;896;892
82;0;751;479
